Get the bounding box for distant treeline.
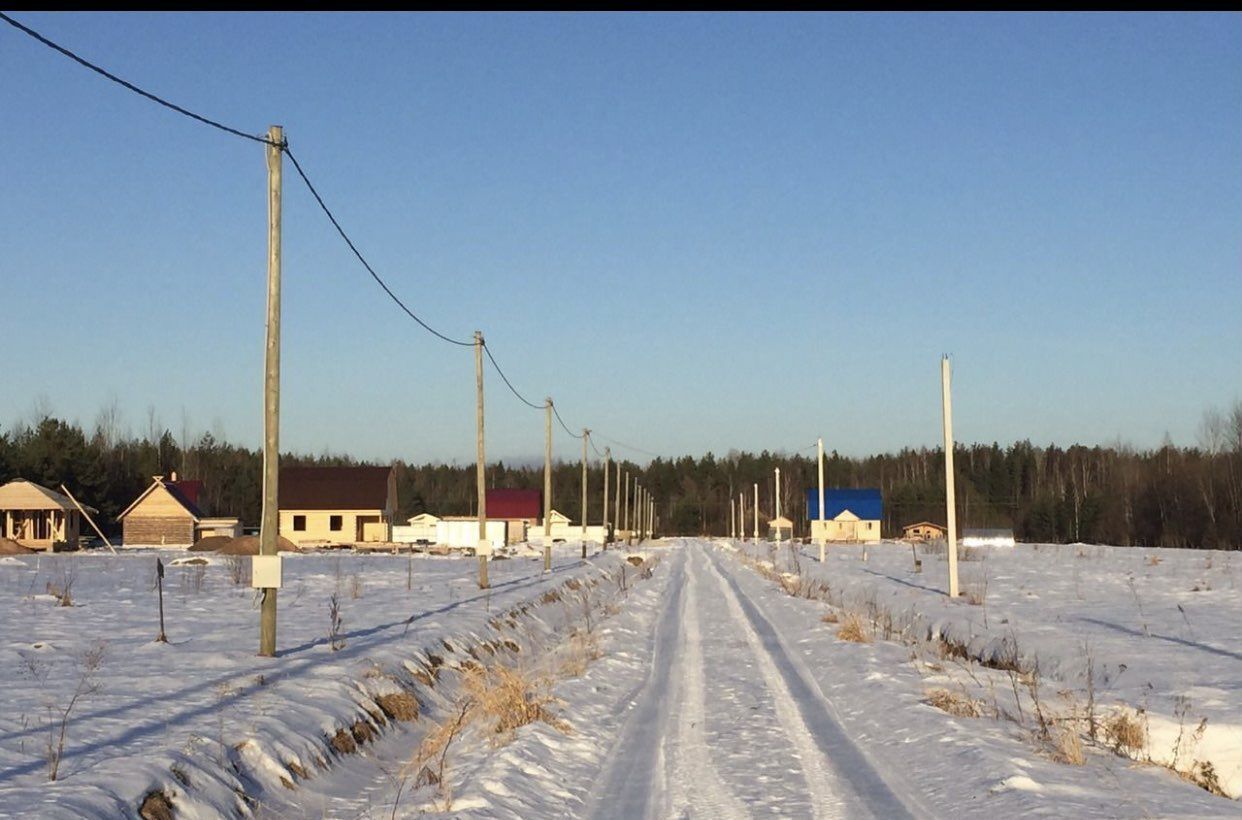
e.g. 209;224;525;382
2;402;1240;549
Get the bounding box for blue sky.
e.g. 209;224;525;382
1;12;1238;464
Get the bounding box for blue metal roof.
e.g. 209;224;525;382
805;488;882;521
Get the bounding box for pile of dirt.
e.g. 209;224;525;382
214;535;299;555
0;538;36;555
187;536;232;553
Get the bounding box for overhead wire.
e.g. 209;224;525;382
0;12;275;146
283;147;475;348
1;12;662;459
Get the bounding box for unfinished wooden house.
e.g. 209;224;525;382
117;473;239;547
0;479;95;551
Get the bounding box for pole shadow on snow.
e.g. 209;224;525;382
1075;616;1242;663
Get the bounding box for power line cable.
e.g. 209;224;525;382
0;12;275;146
2;14;656;457
482;342;544;410
594;433;661;459
552;403;583;439
284;147;474;348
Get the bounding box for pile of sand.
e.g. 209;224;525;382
194;535;299;555
0;538;36;555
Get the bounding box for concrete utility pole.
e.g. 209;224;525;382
475;331;489;589
818;436;826;562
581;429;590;557
258;124;283;658
602;447;611;547
730;498;736;539
942;355;959;598
543;398;553;572
753;483;759;541
775;467;782;540
613;461;621;545
738;491;745;542
623;472;630;542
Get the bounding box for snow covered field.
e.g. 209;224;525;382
1;538;1238;818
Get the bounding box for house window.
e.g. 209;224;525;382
330;515;343;532
293;515;306;531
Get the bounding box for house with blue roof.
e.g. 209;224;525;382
805;488;883;543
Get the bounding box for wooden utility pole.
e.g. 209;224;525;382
753;483;759;541
544;398;553;572
602;446;611;546
475;331;489;589
817;436;826;562
259;124;282;658
581;429;590;557
942;355;959;598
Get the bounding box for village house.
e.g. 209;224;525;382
117;473;239;547
486;488;543;544
0;479;94;551
806;488;883;543
902;521;946;541
768;515;794;541
278;465;396;546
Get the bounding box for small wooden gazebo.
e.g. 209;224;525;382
0;479;96;551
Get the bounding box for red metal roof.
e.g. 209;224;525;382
486;488;542;519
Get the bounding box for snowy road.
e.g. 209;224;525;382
586;541;915;819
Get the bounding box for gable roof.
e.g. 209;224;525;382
805;488;882;521
0;479;96;513
486;488;542;519
407;513;440;525
769;515;794;527
279;466;393;511
903;521;945;531
117;476;203;521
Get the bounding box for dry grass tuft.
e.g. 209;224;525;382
1181;760;1227;797
836;614;871;643
1103;709;1146;757
377;691;420;722
539;589;562;605
1051;725;1085;766
925;688;983;718
329;728;357;756
350;719;376;745
1146;554;1162;566
461;664;570;742
821;610;840;624
138;790;174;820
626;555;645;567
559;633;603;678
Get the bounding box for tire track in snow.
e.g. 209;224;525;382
703;543;919;820
698;543;849;819
665;546;750;819
584;548;687;819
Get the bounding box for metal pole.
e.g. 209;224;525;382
259;124;282;658
578;429;588;556
603;446;611;547
818;436;826;561
942;355;959;598
475;332;489;589
544;399;552;571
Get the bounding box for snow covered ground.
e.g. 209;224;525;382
1;538;1238;818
